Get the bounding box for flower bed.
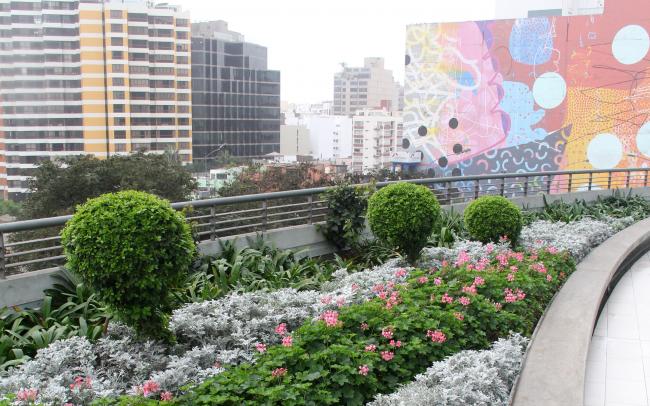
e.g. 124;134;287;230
87;245;574;405
1;197;647;406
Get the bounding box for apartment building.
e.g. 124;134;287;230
191;20;281;167
0;0;192;200
333;57;401;116
351;109;403;174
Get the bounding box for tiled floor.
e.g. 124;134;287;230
585;252;650;406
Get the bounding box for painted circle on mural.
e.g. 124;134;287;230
452;143;463;154
532;72;567;109
438;156;448;167
449;118;459;129
402;138;411;149
612;25;650;65
405;55;411;66
637;122;650;156
587;133;623;169
427;169;436;177
418;126;428;136
451;168;462;177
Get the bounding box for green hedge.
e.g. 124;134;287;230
464;196;523;245
367;182;440;262
61;191;196;341
96;247;574;405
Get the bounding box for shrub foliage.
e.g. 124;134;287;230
367;183;440;262
61;191;196;341
319;183;371;251
464;196;523;245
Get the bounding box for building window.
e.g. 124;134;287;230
112;51;123;60
110;24;123;33
111;37;123;46
115;144;126;152
110;10;122;19
112;64;124;73
112;78;124;86
113;104;125;113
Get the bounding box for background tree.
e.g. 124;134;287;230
218;163;333;197
22;152;196;219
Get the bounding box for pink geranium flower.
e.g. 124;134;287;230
142;380;160;397
381;351;394;361
282;335;293;347
275;323;288;336
255;343;267;353
365;344;377;352
426;330;447;343
358;365;370;375
16;388;37;402
161;391;173;401
272;367;288;378
381;327;394;339
320;310;340;327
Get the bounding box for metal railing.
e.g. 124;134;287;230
1;167;649;278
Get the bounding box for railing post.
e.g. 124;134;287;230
523;176;529;197
307;195;313;224
645;170;649;187
607;171;612;190
209;206;216;241
473;180;479;200
567;173;572;193
626;170;631;189
546;175;552;194
261;200;268;232
0;232;5;280
500;177;506;197
588;172;593;191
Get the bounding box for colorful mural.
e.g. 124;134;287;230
403;0;650;189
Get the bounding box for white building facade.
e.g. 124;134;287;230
351;109;403;174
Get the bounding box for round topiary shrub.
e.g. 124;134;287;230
367;182;440;262
464;195;523;245
61;190;196;341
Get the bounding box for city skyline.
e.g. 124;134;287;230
178;0;498;104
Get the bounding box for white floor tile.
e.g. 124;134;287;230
609;314;640;339
607;358;645;382
606;379;648;405
608;338;643;360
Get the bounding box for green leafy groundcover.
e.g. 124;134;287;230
93;247;574;406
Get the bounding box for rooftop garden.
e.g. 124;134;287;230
0;184;649;405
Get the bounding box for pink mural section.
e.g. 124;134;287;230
402;0;650;187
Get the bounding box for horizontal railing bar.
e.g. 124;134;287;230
5;255;66;269
5;245;62;259
266;208;312;219
5;235;61;248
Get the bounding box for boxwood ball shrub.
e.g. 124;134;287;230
367;182;440;262
61;190;196;341
464;196;523;245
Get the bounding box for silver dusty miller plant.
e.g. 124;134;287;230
370;334;529;406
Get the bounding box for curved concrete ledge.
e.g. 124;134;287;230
511;217;650;406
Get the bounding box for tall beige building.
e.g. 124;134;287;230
333;57;401;116
0;0;191;200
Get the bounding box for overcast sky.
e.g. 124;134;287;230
177;0;498;104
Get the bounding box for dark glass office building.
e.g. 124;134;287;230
191;21;281;167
